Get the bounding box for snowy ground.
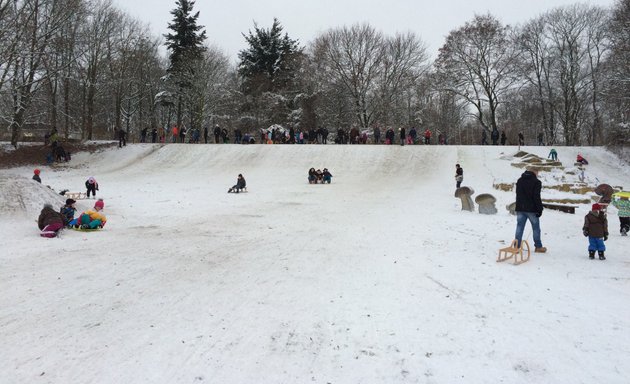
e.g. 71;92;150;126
1;144;629;383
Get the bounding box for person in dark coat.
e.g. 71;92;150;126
118;129;127;148
500;131;507;145
151;128;158;143
491;129;499;145
60;198;77;226
514;168;546;253
481;130;488;145
455;164;463;188
228;174;246;193
400;127;406;146
518;132;525;146
38;204;66;238
214;125;221;143
373;127;381;144
140;127;148;143
322;168;333;184
33;169;41;183
583;203;608;260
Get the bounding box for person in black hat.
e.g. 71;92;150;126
60;198;77;227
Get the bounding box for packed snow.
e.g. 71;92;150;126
1;143;629;383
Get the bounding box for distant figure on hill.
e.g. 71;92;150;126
228;174;246;193
424;129;431;145
322;168;333;184
214;125;221;143
400;127;406;146
537;132;544;146
491;129;499;145
308;168;317;184
548;148;558;161
500;131;507;145
481;130;488;145
455;164;463;188
118;128;126;148
576;153;589;165
518;132;525;146
373;127;381;144
32;169;41;183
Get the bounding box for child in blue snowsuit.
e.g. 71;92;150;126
322;168;333;184
60;198;77;227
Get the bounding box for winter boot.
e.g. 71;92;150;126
589;250;595;260
622;228;628;236
598;251;606;260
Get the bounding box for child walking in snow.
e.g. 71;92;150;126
85;176;99;198
611;192;630;236
583;203;608;260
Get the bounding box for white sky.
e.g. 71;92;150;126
113;0;617;64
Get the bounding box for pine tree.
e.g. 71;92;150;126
238;18;302;95
164;0;207;127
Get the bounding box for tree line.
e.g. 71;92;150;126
1;0;628;148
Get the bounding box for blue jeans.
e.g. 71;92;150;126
515;212;543;248
588;237;605;252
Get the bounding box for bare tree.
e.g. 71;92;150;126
7;0;81;147
313;24;385;129
434;14;521;135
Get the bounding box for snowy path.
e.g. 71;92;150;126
1;144;629;383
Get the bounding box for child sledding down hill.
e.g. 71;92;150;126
38;204;66;238
611;192;630;236
60;198;77;226
228;174;246;193
71;199;107;229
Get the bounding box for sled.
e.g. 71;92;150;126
497;240;530;265
613;191;630;199
70;226;102;232
227;187;247;193
63;192;87;200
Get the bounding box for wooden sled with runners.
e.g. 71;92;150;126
497;240;531;265
62;191;88;200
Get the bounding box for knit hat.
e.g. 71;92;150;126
592;203;602;211
34;169;40;175
88;177;95;184
94;199;104;209
66;198;76;205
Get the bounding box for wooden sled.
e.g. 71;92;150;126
63;192;87;200
497;240;530;265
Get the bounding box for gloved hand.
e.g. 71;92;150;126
536;212;542;218
604;235;608;241
583;230;589;237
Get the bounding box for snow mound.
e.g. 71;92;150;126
0;175;66;217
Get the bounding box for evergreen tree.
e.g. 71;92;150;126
164;0;207;127
238;18;302;95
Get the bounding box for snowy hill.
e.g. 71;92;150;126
1;144;629;383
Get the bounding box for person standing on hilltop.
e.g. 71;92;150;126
455;164;463;189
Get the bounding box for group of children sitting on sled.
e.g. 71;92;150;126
308;168;333;184
38;198;107;238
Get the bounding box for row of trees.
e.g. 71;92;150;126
1;0;628;148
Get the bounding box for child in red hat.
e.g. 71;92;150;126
583;203;608;260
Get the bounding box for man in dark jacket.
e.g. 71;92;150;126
515;168;546;252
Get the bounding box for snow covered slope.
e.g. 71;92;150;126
1;144;629;383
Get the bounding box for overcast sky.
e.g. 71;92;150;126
113;0;617;64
